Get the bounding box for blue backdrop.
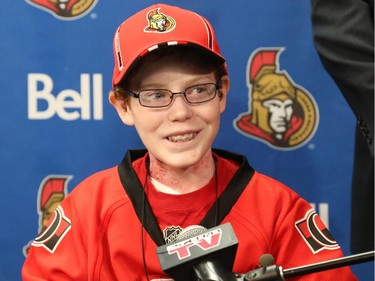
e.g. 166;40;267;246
0;1;373;280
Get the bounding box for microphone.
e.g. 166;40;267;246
244;251;375;280
156;222;239;281
259;254;274;268
244;254;283;281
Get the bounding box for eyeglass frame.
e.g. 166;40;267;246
122;81;222;108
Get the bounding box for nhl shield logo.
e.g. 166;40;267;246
26;0;98;20
163;226;182;244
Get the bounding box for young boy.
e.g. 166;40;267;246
22;4;357;280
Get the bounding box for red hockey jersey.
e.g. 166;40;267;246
22;149;357;280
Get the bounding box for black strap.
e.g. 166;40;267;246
200;149;254;229
118;149;254;246
118;149;166;246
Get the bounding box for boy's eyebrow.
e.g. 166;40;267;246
136;76;216;90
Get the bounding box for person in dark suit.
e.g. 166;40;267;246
311;0;374;253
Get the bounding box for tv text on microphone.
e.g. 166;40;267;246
157;223;240;281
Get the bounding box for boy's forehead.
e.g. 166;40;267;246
124;47;218;85
126;52;217;88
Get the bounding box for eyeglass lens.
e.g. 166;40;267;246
138;83;217;108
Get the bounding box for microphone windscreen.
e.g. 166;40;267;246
176;225;206;241
259;254;275;267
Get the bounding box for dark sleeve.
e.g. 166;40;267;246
311;0;374;154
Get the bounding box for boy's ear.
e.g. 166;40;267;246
219;75;230;113
108;91;134;126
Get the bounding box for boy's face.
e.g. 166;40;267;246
110;51;229;169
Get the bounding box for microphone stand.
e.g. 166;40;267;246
243;250;375;281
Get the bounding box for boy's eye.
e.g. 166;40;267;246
143;91;169;99
151;92;163;99
189;86;208;95
194;87;205;93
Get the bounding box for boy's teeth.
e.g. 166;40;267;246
168;133;195;142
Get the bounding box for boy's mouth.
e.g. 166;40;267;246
167;132;197;143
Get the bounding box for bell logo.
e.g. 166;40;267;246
28;73;103;121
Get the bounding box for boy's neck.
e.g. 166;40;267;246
148;153;216;194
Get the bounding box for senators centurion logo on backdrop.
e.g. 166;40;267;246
234;48;319;150
26;0;98;20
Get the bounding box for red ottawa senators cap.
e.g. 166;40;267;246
112;3;227;87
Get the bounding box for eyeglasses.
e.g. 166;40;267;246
123;82;220;108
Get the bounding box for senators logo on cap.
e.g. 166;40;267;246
26;0;98;20
144;8;176;33
234;48;319;150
